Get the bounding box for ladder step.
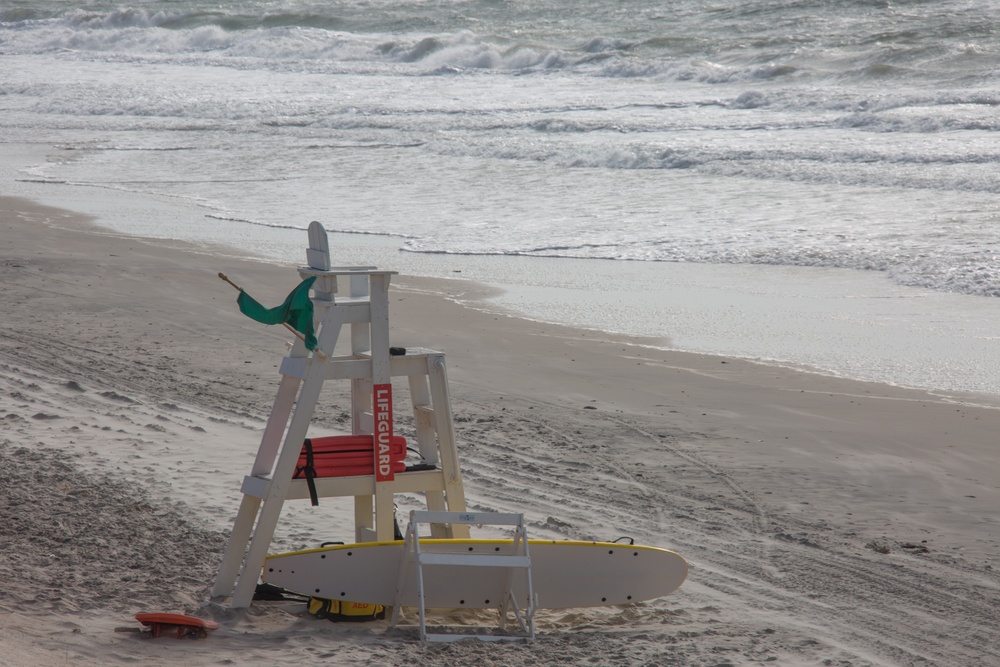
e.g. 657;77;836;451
411;510;526;526
423;633;528;643
415;553;531;568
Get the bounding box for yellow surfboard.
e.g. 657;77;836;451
263;539;687;609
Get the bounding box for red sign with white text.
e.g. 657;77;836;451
373;383;394;482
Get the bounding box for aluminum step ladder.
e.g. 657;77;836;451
390;510;536;642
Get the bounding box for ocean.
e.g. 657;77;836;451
3;0;1000;398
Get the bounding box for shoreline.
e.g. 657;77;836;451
7;134;1000;399
3;194;1000;665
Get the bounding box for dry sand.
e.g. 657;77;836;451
2;195;999;666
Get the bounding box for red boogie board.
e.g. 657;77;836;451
135;613;219;639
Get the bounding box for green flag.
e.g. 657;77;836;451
237;276;318;350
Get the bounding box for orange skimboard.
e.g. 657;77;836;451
135;612;219;639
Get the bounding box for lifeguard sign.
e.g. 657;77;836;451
373;383;395;481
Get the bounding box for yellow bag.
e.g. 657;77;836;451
308;597;385;622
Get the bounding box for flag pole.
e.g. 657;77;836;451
218;272;328;362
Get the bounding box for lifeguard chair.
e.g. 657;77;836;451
211;222;469;609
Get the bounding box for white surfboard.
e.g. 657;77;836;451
263;539;687;609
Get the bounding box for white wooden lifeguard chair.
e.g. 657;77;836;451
211;222;470;609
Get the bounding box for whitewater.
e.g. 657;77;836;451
3;0;1000;396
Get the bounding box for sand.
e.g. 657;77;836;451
2;195;999;666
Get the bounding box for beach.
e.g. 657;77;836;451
2;195;999;666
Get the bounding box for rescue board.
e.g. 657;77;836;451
263;539;687;609
135;613;219;639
